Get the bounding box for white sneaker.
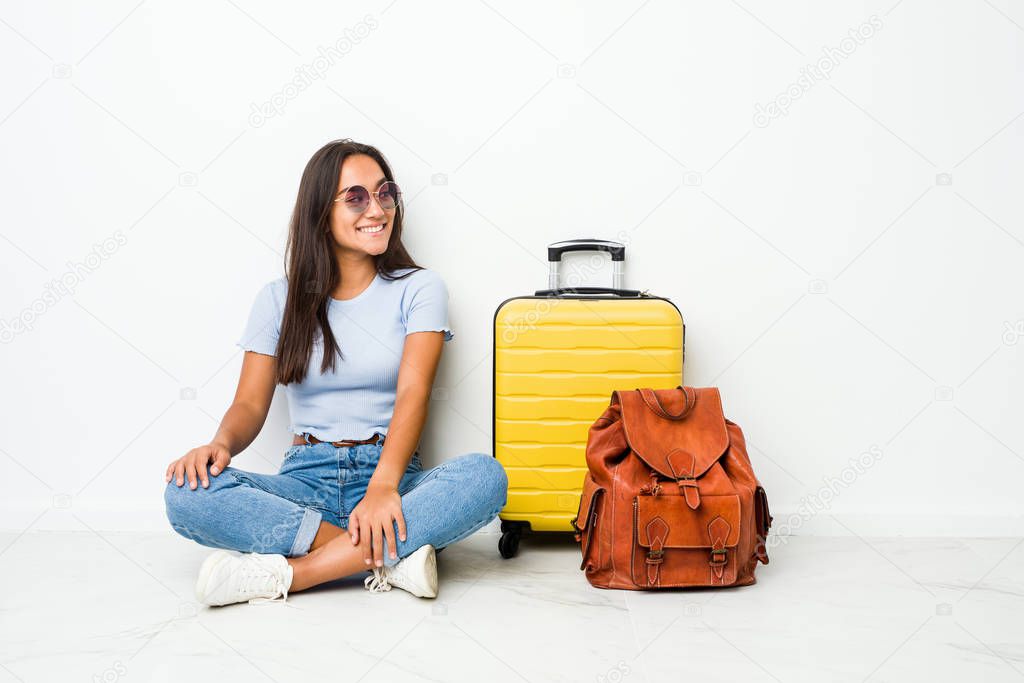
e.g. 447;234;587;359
195;550;294;606
364;544;438;598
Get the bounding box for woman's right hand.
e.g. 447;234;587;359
165;443;232;490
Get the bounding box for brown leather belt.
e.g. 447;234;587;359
292;432;383;448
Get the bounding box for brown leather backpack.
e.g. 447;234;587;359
571;386;772;589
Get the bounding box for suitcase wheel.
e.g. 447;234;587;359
498;520;527;559
498;530;520;559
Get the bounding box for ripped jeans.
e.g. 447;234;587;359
164;433;508;568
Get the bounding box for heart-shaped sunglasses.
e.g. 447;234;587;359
333;181;402;214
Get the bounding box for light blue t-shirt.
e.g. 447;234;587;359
237;267;453;442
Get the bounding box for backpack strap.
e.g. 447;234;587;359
638;386;696;420
644;516;669;586
708;516;731;584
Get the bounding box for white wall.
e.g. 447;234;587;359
2;0;1022;535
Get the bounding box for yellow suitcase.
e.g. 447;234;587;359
493;239;684;558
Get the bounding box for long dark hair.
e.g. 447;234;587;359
276;139;421;385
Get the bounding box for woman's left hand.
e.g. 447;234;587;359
349;483;407;567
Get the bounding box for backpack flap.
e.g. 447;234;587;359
615;387;729;509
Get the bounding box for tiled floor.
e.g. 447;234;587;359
0;530;1021;682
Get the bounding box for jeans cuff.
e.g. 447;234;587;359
289;507;322;557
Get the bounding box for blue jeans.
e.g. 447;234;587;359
164;434;508;568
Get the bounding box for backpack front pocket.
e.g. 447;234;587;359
631;492;741;587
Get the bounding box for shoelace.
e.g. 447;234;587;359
238;555;298;607
364;567;393;593
249;584;296;606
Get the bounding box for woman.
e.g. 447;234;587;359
163;139;507;607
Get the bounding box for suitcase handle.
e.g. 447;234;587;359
547;239;625;262
547;239;625;290
534;286;644;297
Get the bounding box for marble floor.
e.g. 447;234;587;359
0;530;1021;682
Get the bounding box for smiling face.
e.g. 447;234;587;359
329;154;397;260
